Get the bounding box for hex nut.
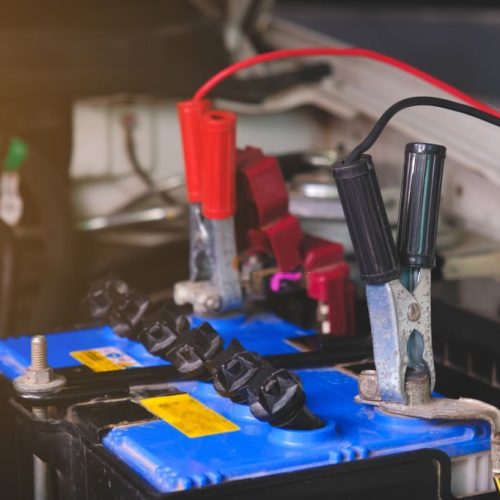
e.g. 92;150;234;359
13;365;66;394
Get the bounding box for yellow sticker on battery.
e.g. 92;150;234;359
494;475;500;494
140;393;240;438
70;347;141;372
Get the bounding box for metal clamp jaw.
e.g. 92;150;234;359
357;367;500;477
366;268;433;403
176;203;242;315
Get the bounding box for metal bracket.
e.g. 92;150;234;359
182;206;242;314
366;268;434;403
382;397;500;475
358;370;500;475
205;218;242;311
189;204;211;282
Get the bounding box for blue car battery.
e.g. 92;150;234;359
0;313;313;380
102;367;493;498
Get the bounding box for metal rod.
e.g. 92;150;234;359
32;406;50;500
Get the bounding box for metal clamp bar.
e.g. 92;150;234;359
366;268;434;403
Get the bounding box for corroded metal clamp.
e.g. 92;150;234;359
366;268;433;403
333;143;445;404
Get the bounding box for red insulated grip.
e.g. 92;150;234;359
177;99;211;203
201;110;237;219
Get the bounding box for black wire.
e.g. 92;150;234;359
346;96;500;163
213;64;331;104
0;219;15;337
122;118;173;207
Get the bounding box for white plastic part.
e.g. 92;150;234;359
69;97;324;218
451;451;494;497
0;172;23;227
69;97;180;218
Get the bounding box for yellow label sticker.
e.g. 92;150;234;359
70;347;141;372
140;393;240;438
494;475;500;494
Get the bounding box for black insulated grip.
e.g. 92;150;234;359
397;143;446;268
333;155;399;284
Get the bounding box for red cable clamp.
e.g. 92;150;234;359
177;99;211;203
201;110;237;220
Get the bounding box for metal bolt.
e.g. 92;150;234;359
13;334;66;394
31;335;48;371
407;302;421;321
32;407;50;500
358;370;381;401
12;334;62;500
404;370;431;406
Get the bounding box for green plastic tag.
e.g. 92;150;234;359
3;137;28;172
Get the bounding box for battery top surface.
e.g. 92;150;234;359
103;367;490;493
0;313;310;379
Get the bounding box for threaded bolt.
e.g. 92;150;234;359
31;335;48;371
14;333;66;394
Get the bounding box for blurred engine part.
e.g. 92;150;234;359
0;142;77;336
285;151;463;256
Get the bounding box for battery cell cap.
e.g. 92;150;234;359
201;110;237;219
177;99;211;203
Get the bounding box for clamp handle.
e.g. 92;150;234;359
333;155;399;284
397;143;446;269
177;99;211;203
201;110;237;219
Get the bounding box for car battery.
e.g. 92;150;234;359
9;363;492;499
0;312;313;380
98;367;493;498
